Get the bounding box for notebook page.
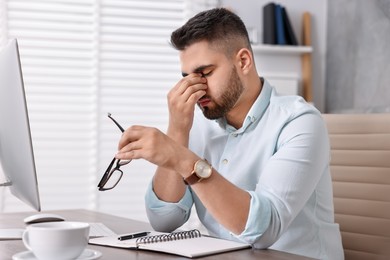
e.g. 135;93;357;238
139;235;250;258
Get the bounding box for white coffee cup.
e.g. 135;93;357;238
22;221;90;260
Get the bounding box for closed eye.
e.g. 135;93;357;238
201;71;212;77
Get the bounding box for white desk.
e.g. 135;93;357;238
0;209;314;260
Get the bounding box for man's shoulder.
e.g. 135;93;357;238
269;92;320;119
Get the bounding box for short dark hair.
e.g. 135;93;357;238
170;8;252;56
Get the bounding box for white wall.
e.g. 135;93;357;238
326;0;390;113
221;0;327;112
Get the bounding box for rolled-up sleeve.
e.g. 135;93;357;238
145;181;194;232
235;191;272;244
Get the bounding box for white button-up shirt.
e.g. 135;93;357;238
145;79;344;259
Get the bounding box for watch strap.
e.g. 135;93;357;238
183;171;201;185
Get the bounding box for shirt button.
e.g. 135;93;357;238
222;159;228;164
232;133;238;137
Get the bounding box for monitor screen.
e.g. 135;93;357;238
0;39;41;211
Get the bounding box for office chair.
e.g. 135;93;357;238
323;113;390;260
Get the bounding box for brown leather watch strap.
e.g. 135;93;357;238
183;171;201;185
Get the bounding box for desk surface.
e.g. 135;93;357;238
0;209;313;260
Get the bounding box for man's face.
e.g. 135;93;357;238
180;41;244;120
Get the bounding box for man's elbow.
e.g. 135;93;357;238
146;206;188;232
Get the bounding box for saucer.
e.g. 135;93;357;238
12;248;102;260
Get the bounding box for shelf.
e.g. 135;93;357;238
251;44;312;55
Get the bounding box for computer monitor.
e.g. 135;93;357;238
0;39;41;212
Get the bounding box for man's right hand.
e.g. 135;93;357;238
167;73;207;139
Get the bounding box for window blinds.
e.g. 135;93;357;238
0;0;186;221
96;0;185;220
1;0;99;212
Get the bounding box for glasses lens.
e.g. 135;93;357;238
101;169;123;190
98;157;132;191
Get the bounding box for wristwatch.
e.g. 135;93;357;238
184;159;212;185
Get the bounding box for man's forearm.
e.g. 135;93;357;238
153;167;187;202
152;126;190;202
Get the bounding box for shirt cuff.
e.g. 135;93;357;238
235;190;272;244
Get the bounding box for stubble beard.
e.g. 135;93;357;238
200;67;244;120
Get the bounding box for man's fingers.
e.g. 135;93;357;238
174;73;206;95
117;125;143;150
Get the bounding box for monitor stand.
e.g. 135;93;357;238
0;229;24;240
0;181;12;186
0;180;24;240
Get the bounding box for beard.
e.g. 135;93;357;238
200;66;244;120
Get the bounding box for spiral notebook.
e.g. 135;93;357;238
89;229;250;258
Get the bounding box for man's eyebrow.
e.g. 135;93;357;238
181;64;214;78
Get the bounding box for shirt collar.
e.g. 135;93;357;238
216;78;272;133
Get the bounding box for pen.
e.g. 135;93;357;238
118;231;150;241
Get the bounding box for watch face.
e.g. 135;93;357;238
196;160;212;178
184;159;212;185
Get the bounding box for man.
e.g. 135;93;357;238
116;8;344;259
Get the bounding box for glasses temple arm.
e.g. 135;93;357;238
107;113;125;132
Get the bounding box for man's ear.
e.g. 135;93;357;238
235;48;253;75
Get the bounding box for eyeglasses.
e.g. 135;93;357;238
97;113;131;191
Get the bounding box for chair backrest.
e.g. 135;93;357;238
323;114;390;260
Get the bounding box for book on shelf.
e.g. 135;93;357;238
275;4;286;45
282;6;298;45
262;2;298;46
89;229;251;258
262;2;276;44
